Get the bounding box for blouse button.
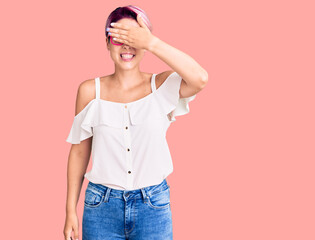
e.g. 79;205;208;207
125;105;127;108
127;148;130;151
125;126;128;129
128;171;131;174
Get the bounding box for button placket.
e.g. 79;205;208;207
123;104;133;189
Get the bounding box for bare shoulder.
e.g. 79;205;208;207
155;70;175;89
74;78;96;116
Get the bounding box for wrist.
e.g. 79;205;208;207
147;35;160;52
66;205;77;214
66;209;77;215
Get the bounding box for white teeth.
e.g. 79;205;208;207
121;54;135;59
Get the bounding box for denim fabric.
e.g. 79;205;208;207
82;179;173;240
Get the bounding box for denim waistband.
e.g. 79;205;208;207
86;179;170;203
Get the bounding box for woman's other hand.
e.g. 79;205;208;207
63;212;80;240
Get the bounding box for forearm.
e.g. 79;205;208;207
66;152;89;214
147;36;208;88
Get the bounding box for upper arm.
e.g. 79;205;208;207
179;78;201;98
157;70;205;98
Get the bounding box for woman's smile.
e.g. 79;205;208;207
120;53;136;61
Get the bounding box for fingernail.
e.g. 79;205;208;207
110;22;115;26
106;27;110;31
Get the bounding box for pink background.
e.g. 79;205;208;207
1;0;314;239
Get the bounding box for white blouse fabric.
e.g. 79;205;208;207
66;72;196;190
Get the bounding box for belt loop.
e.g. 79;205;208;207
104;187;111;202
140;188;149;203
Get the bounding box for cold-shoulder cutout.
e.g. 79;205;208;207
67;93;126;144
73;79;97;115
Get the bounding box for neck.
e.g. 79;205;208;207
110;69;144;90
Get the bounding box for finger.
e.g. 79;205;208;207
107;27;128;37
73;226;80;240
111;33;128;43
64;230;72;240
113;37;131;46
110;22;130;31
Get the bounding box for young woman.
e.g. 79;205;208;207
63;5;208;240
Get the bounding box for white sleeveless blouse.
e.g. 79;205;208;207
66;72;196;190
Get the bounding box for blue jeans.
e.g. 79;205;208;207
82;179;173;240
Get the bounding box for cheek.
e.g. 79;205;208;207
135;52;145;59
109;51;119;60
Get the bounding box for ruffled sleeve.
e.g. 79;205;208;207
66;100;96;144
168;94;196;122
155;71;197;122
